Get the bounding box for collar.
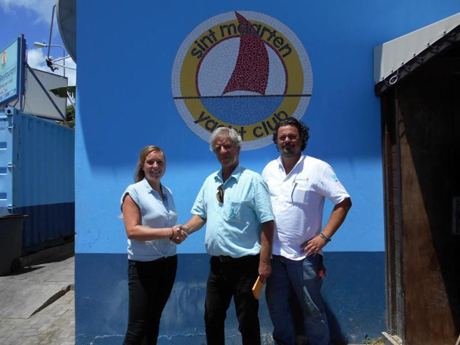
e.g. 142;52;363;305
214;165;244;184
142;178;166;198
277;154;306;175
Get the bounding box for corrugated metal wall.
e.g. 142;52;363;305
0;108;74;253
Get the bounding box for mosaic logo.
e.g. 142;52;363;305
172;11;313;150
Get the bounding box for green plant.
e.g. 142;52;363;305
58;105;75;129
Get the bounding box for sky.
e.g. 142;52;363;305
0;0;76;86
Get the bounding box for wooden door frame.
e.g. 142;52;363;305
381;87;405;343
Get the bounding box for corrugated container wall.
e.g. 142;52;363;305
0;108;74;254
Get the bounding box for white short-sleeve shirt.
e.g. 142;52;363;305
121;178;178;261
262;155;350;260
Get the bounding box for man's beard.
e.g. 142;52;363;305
281;146;299;158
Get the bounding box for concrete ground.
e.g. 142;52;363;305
0;243;75;345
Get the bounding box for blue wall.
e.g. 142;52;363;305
76;252;385;344
76;1;460;343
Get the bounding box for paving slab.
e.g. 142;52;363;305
0;249;75;345
0;281;70;319
0;256;74;319
0;290;75;345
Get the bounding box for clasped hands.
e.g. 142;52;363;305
170;225;188;244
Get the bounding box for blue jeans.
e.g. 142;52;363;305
266;255;330;345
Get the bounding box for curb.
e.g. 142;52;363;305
19;241;74;268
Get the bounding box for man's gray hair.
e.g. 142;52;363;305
209;127;242;152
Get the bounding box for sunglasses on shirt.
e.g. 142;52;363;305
216;184;224;203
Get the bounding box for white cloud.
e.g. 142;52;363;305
1;0;77;86
28;48;77;86
0;0;56;23
63;58;77;87
27;48;47;70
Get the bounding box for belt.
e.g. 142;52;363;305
213;254;258;263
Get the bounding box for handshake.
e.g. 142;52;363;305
170;225;188;244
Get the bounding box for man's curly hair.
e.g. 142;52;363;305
272;118;310;152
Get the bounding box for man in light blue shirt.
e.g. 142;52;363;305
183;127;274;345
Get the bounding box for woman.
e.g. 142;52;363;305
121;145;185;345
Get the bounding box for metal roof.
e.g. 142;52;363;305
374;13;460;95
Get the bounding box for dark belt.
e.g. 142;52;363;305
213;254;259;263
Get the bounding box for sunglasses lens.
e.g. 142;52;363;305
216;185;224;203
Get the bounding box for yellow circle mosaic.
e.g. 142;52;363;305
172;11;313;150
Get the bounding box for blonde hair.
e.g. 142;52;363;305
134;146;165;182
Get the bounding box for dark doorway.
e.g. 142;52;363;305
381;42;460;344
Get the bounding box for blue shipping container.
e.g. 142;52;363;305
0;107;74;254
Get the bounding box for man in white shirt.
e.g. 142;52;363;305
262;118;352;345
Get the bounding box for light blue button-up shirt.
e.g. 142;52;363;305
191;165;274;258
121;178;177;261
